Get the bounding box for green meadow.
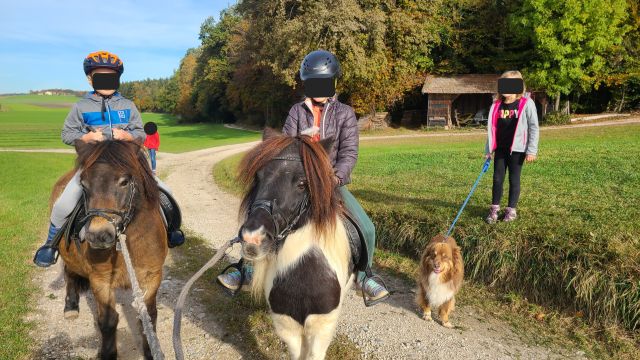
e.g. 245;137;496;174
0;152;75;359
0;95;260;152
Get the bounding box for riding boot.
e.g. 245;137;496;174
168;229;185;248
33;223;61;267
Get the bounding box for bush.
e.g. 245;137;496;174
543;111;571;125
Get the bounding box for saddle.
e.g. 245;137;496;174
340;210;369;274
341;209;390;307
52;188;182;251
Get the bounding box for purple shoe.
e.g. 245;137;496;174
503;207;517;222
485;205;500;224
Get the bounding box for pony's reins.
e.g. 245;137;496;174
172;236;241;360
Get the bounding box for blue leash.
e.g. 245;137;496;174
445;158;491;237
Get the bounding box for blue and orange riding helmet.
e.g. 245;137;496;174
83;51;124;75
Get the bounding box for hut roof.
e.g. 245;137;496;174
422;74;499;94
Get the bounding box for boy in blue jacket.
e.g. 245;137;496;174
33;51;184;267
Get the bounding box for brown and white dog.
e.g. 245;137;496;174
416;234;464;328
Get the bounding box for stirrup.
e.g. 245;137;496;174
359;267;390;307
217;258;246;297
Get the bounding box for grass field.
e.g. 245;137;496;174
214;124;640;356
0;152;75;359
0;95;260;152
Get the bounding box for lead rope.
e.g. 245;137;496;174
117;232;165;360
444;158;492;238
173;237;241;360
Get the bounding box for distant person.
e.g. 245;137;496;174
33;51;185;267
144;121;160;175
217;49;390;305
484;70;539;223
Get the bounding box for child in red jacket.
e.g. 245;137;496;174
144;122;160;175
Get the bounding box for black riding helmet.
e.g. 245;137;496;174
300;50;341;81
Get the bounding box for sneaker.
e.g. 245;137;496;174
217;266;253;292
503;207;517;222
355;277;390;303
485;205;500;224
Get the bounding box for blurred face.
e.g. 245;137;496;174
87;68;118;96
498;76;523;103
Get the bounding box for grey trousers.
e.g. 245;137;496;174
50;170;172;228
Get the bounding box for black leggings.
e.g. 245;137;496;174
492;150;525;208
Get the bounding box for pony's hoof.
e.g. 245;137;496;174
64;310;79;320
422;312;432;321
442;321;453;328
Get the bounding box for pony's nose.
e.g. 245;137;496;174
85;229;116;249
242;226;266;246
85;218;116;248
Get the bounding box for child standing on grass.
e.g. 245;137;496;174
144;121;160;175
484;70;539;223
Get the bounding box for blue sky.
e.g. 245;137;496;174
0;0;232;94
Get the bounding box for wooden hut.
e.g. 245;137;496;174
422;74;498;128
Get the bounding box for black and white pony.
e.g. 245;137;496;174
237;129;354;359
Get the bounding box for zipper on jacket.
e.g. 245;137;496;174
106;99;114;139
321;101;330;139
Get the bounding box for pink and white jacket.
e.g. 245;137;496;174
484;95;540;155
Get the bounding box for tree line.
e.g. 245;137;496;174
120;0;640;126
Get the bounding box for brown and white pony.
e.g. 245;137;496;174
55;140;168;360
238;129;354;359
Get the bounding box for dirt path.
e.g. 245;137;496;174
26;117;633;358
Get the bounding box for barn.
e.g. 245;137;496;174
421;74;549;128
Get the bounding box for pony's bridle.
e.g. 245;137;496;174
81;180;137;237
246;154;310;245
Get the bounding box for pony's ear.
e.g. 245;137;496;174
319;136;335;154
263;127;280;141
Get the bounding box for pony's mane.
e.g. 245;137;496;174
238;134;339;234
76;140;159;207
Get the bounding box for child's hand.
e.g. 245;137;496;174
113;128;133;141
82;129;104;142
525;154;537;162
485;153;492;160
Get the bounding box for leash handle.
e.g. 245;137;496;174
482;157;491;172
445;158;491;237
